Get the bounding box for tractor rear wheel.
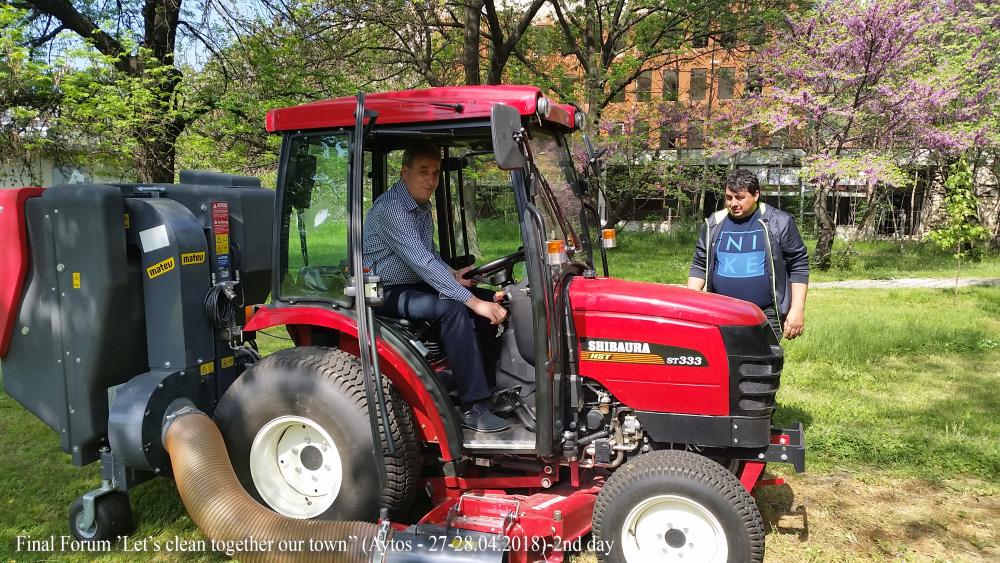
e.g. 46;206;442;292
213;346;421;521
593;449;765;563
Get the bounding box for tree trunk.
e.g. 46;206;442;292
845;186;884;251
487;55;508;85
461;180;481;257
463;0;484;85
813;184;837;270
137;127;179;183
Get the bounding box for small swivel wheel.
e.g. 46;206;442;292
68;490;134;542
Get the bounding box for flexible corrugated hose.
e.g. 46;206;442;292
163;410;380;562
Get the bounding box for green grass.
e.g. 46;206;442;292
773;287;1000;485
593;223;1000;283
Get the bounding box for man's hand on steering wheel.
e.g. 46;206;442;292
460;249;525;287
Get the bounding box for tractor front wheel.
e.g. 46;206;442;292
593;449;764;563
213;346;421;521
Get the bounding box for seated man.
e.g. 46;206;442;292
363;142;510;433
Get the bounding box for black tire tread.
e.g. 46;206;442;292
592;449;765;563
68;491;134;542
225;346;421;519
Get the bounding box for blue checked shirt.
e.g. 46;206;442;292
363;180;473;302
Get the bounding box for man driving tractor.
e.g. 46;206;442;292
362;142;511;433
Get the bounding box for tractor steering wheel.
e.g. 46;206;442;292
462;249;525;287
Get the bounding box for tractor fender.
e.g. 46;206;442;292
244;305;462;461
0;187;45;358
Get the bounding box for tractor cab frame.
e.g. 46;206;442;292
253;87;602;463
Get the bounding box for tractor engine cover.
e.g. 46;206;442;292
569;277;783;449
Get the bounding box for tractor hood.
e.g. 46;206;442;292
569;277;766;327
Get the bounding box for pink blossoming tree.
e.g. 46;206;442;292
706;0;991;268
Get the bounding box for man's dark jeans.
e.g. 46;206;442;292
376;282;500;406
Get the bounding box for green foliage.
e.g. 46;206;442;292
928;159;989;260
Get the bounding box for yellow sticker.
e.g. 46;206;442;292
146;257;175;279
181;251;206;266
215;233;230;255
123;214;130;229
200;362;215;376
221;356;235;369
72;272;81;289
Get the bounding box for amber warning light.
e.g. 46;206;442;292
546;239;568;265
601;229;617;249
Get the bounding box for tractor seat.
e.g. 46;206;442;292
375;315;427;332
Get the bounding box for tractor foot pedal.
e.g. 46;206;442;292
490;387;521;415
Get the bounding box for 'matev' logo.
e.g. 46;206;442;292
146;257;175;279
587;340;651;353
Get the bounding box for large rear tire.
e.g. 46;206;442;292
213;346;421;521
593;449;765;563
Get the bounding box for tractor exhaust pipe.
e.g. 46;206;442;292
162;407;380;562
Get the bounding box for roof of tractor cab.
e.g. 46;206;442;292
265;85;579;133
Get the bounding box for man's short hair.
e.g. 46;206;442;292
402;143;441;168
725;169;760;195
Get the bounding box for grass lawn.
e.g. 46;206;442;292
604;225;1000;284
1;221;998;561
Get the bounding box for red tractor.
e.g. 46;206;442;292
0;85;802;562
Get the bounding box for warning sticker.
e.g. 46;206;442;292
72;272;81;289
146;257;175;279
212;202;230;234
124;214;130;229
215;233;230;255
200;362;215;376
181;251;206;265
221;356;235;369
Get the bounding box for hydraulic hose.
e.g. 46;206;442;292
163;410;380;562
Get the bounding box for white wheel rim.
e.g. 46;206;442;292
249;415;343;519
620;494;728;563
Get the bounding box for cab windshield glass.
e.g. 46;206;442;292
529;128;588;265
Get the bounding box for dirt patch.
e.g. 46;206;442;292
568;472;999;562
758;472;998;562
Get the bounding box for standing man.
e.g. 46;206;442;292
364;142;510;432
687;169;809;341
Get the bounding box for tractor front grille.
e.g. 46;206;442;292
720;324;784;418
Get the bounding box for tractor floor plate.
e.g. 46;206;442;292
462;422;536;453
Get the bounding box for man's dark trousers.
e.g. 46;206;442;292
375;282;499;406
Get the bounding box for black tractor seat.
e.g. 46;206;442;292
375;315;430;332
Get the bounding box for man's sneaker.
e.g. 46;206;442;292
459;401;511;433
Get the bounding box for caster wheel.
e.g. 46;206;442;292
68;491;134;542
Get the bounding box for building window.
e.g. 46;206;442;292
662;70;678;101
745;67;763;95
718;67;736;100
660;122;677;149
636;71;653;102
719;28;738;48
769;127;787;148
691;23;710;48
687;120;704;148
748;24;767;46
689;68;707;101
610;84;625;103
